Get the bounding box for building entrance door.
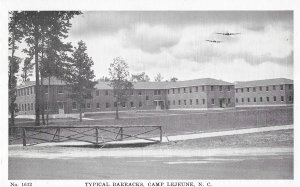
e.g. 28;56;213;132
57;102;64;114
219;98;225;108
154;100;165;110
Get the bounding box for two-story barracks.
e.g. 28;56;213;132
15;77;293;115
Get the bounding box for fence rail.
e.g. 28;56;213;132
9;125;163;147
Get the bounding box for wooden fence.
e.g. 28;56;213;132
9;125;163;147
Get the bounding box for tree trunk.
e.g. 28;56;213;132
40;75;45;125
46;76;50;125
79;104;82;122
9;35;16;129
115;102;119;119
34;25;40;126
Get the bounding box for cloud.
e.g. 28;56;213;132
120;24;181;53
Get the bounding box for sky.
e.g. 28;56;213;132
19;11;294;82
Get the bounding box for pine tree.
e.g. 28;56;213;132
19;11;81;125
9;12;24;127
64;41;97;122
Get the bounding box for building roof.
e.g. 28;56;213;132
17;77;66;89
17;77;234;90
235;78;293;88
96;78;233;90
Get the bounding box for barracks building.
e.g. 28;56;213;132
14;77;293;116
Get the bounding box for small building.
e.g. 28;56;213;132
235;78;294;107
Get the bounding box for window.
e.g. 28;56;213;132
30;87;33;94
228;98;231;104
242;98;244;102
72;102;77;109
21;89;23;96
202;99;205;105
236;98;238;103
139;101;142;107
280;85;284;90
31;103;34;110
27;88;29;95
184;88;186;93
247;88;250;92
178;88;180;94
81;103;86;109
289;96;292;101
44;87;48;94
105;90;109;95
122;102;126;108
266;97;269;102
219;86;222;91
22;104;24;111
241;88;244;93
173;100;175;105
154;90;161;95
254;97;256;102
138;90;142;95
211;86;214;91
189;87;192;93
184;100;186;105
146;96;149;100
168;100;170;106
273;85;276;90
114;102;117;107
190;99;192;105
96;90;100;96
24;104;27;111
211;99;215;105
235;89;238;93
260;97;263;102
227;86;231;91
130;101;134;107
266;86;269;91
281;96;284;102
87;103;91;108
172;88;175;94
273;96;276;101
253;87;256;92
289;85;293;90
247;98;250;102
202;86;205;91
196;99;199;105
259;86;262;91
106;103;110;108
19;104;21;111
178;100;181;105
96;103;100;108
195;87;198;92
167;90;169;94
58;86;63;94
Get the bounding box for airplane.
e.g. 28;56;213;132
205;40;223;43
215;32;241;36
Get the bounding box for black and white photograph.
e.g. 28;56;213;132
1;0;300;186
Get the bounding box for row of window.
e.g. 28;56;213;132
17;86;34;97
167;85;232;94
236;96;293;103
236;84;293;93
18;103;34;112
167;98;231;106
72;101;144;109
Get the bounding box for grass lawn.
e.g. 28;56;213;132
9;106;293;145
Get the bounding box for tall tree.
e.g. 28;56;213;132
19;11;81;126
21;57;34;82
154;73;164;82
108;57;133;119
64;41;97;122
9;12;24;127
130;72;150;82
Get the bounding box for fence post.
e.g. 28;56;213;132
95;128;99;144
159;126;162;143
120;127;123;141
22;128;26;146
